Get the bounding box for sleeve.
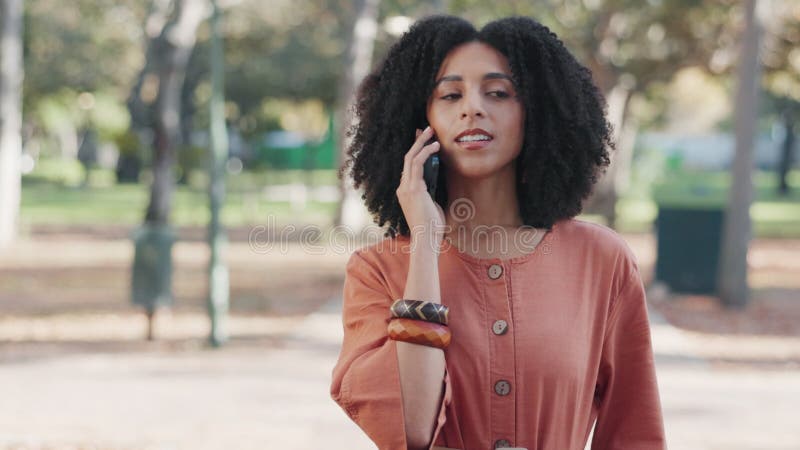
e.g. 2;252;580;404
329;251;452;450
591;264;667;450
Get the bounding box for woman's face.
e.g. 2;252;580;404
426;41;525;180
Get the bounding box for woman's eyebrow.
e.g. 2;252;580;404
434;72;513;87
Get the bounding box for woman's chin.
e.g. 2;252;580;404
447;165;498;180
444;149;518;181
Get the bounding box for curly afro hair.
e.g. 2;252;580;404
338;15;613;238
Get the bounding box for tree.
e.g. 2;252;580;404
0;0;24;247
449;0;739;227
717;0;763;308
332;0;449;232
777;105;794;196
128;0;207;340
23;0;148;162
207;0;228;346
128;0;207;225
185;0;354;141
760;0;800;196
333;0;381;232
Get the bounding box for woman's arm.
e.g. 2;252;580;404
591;266;666;449
394;125;448;449
331;125;448;450
397;239;446;450
330;248;451;450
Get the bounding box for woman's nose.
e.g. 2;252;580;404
460;90;485;119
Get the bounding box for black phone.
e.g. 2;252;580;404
422;135;440;202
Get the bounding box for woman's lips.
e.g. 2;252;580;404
455;138;492;150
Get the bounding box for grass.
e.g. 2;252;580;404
647;170;800;208
20;164;800;237
21;167;338;228
599;197;800;238
594;169;800;237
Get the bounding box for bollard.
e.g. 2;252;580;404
131;224;176;340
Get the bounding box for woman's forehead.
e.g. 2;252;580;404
435;42;512;80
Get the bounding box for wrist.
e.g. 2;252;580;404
409;230;444;254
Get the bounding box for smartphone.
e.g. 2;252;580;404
422;135;440;202
418;122;441;203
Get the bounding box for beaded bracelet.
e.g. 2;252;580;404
390;299;450;326
388;318;451;349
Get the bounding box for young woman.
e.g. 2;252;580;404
330;14;666;450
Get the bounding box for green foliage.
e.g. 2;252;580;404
449;0;737;83
114;129;141;158
88;91;131;140
24;0;140;159
23;0;147;103
20;174;338;228
29;88;132;159
21;0;796;151
20;158;800;237
177;145;208;174
34;91;77;135
188;0;351;137
762;2;800;102
22;158;86;186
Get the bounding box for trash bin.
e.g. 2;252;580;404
653;181;727;294
131;224;176;310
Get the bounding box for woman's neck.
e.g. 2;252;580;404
441;166;549;259
443;165;522;233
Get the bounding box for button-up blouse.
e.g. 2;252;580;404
330;219;666;450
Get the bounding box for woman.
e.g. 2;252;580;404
331;14;665;450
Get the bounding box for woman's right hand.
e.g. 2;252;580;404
396;126;445;250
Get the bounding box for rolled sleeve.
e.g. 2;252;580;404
330;251;451;450
591;265;666;450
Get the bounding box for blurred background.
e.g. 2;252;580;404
0;0;798;449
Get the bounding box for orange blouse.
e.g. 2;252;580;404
330;219;666;450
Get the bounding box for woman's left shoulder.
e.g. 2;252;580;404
555;218;639;267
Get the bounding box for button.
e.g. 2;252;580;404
492;319;509;335
488;263;503;279
494;380;511;396
494;439;512;448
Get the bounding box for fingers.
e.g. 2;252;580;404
399;126;439;190
408;140;439;183
405;126;434;164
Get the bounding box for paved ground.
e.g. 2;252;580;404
1;230;799;449
0;300;371;450
1;297;799;450
648;311;800;450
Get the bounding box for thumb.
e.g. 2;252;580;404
435;202;445;220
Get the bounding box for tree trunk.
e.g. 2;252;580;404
207;0;228;347
128;0;173;131
144;0;207;225
777;108;794;196
583;80;635;228
333;0;380;232
0;0;24;248
718;0;762;308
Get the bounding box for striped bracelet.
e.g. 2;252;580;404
390;299;450;326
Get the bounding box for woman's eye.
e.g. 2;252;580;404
439;91;510;100
489;90;510;98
